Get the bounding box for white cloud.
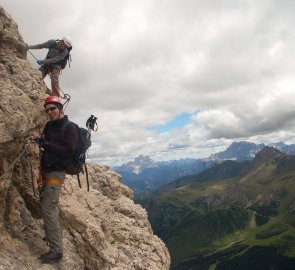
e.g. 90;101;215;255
193;110;242;138
3;0;295;166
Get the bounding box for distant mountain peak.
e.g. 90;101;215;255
210;141;265;161
134;154;156;166
253;146;285;163
117;154;157;174
113;141;295;193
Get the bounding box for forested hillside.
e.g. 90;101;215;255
138;147;295;269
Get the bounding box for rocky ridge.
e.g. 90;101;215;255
0;6;170;270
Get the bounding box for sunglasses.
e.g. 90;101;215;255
45;106;58;113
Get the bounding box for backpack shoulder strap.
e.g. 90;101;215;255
60;120;77;142
60;120;70;140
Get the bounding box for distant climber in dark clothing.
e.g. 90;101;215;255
35;96;78;263
28;37;72;98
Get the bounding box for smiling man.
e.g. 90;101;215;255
35;96;78;263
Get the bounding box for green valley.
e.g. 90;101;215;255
137;147;295;269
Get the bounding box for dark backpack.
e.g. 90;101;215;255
62;121;91;191
47;40;72;69
59;45;72;69
57;44;72;69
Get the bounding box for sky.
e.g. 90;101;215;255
2;0;295;166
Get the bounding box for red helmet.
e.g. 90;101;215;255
44;96;63;108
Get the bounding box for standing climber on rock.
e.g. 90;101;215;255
27;37;72;98
34;96;78;263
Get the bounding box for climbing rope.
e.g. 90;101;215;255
0;145;29;180
28;49;38;61
62;93;71;112
25;149;39;198
49;73;71;99
0;141;45;199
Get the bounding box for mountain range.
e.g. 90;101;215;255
113;141;295;193
136;146;295;269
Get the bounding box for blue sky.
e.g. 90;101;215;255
149;113;192;133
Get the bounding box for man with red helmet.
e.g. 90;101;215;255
28;37;72;97
35;96;78;263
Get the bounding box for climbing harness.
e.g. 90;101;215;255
27;141;65;199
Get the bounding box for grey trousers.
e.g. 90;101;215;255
41;171;65;253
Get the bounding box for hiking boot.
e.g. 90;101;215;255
39;250;63;263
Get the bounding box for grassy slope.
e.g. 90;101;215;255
146;165;295;268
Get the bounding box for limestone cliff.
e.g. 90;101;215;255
0;6;170;270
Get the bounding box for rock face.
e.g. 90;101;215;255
0;6;170;270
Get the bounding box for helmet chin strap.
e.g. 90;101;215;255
58;109;64;119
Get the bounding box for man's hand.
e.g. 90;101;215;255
33;137;46;148
37;60;44;65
